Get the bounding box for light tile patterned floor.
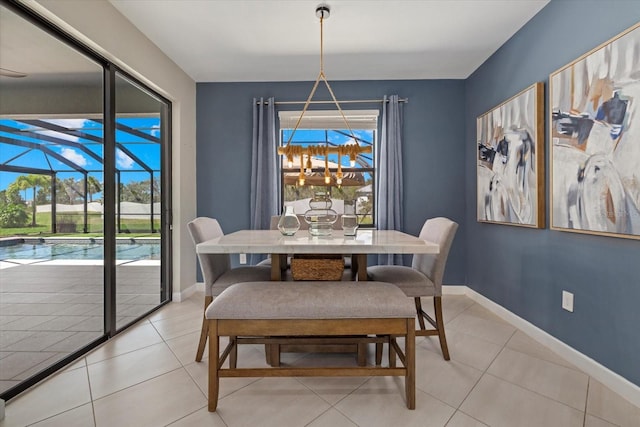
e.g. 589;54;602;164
0;262;161;394
2;293;639;427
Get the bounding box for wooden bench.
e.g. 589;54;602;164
205;280;416;411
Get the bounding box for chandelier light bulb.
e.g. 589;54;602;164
336;176;343;185
323;152;331;184
305;156;313;174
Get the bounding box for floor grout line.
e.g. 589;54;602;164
5;293;639;426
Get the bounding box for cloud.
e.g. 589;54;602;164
60;148;87;167
46;119;90;129
39;119;93;143
116;149;135;169
40;130;80;142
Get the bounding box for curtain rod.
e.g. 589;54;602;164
255;98;408;106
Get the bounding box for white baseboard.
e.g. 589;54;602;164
457;286;640;408
172;282;204;302
442;285;468;295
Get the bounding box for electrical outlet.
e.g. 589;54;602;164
239;253;247;264
562;291;574;312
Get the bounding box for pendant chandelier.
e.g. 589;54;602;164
278;4;372;186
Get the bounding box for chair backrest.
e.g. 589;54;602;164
187;217;231;295
411;217;458;294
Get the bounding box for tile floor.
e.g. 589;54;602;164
0;262;161;394
2;293;639;427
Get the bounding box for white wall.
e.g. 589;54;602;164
27;0;197;294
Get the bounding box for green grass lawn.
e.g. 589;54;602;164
0;212;161;238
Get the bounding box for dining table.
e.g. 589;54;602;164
196;229;440;280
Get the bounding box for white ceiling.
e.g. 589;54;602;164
109;0;550;82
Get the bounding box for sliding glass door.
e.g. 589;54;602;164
0;1;171;401
113;73;168;330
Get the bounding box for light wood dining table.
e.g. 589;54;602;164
196;229;440;280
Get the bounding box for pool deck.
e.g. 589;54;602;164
0;259;162;395
1;258;160;269
1;236;161;245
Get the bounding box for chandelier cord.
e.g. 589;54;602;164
320;12;324;73
283;11;360;149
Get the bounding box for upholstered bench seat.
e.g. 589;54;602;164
205;280;416;411
206;281;416;319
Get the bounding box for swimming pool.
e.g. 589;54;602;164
0;240;160;261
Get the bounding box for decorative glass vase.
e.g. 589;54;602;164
341;200;358;236
304;192;338;236
277;205;300;235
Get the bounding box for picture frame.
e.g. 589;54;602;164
550;22;640;240
476;82;544;228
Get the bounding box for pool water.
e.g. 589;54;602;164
0;242;160;261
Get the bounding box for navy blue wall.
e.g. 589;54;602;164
465;0;640;386
196;80;466;283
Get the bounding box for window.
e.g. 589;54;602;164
279;110;377;226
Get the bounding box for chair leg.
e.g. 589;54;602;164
270;344;281;367
375;338;383;365
357;343;367;367
388;337;397;368
406;318;415;410
371;299;423;366
265;344;272;365
434;296;450;360
196;296;213;362
414;297;426;330
207;320;219;412
230;336;238;368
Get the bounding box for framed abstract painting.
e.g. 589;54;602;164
477;82;544;228
550;22;640;240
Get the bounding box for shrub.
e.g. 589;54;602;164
0;204;29;228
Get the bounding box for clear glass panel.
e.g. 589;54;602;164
0;4;104;395
114;72;165;329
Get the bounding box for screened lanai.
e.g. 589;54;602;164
0;116;161;235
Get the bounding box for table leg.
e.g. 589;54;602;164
271;254;282;281
267;253;284;362
354;254;367;281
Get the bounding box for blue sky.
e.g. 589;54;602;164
0;117;161;197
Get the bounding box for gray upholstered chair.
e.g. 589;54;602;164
188;217;272;362
367;217;458;360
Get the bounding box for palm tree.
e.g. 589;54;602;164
86;176;102;203
10;174;51;227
